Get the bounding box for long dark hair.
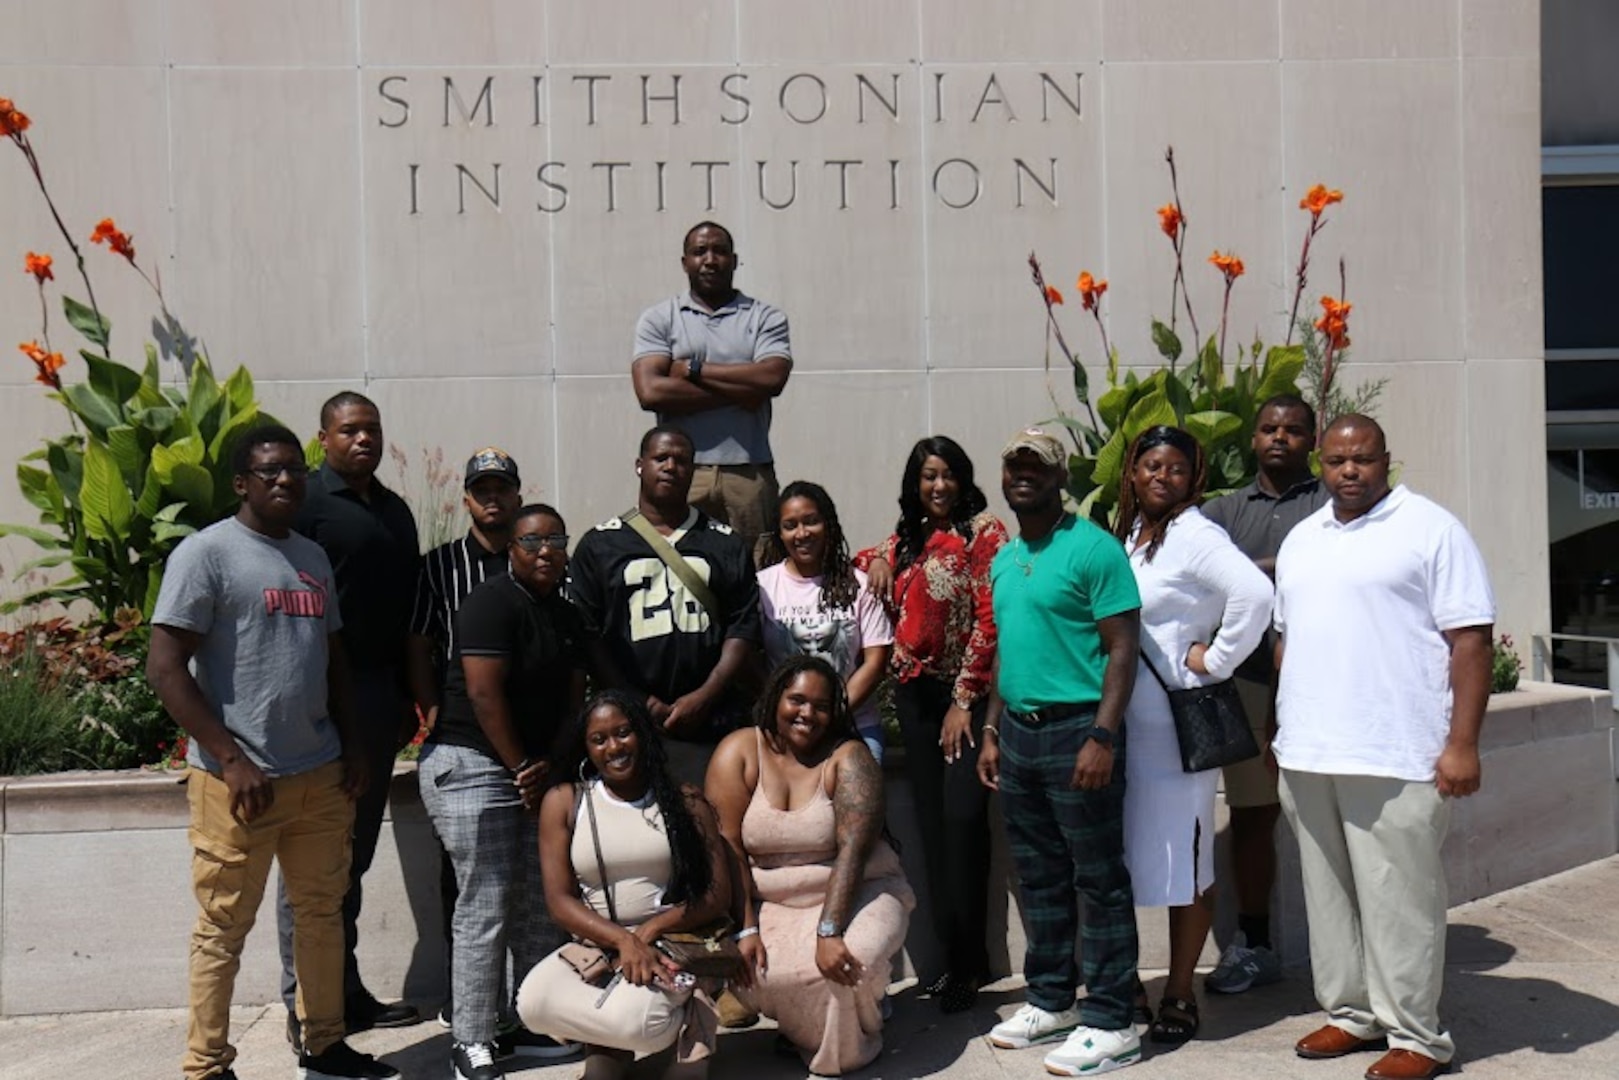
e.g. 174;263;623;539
759;480;858;611
753;655;861;751
548;690;714;905
1114;425;1207;563
893;436;989;572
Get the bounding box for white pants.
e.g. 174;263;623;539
516;949;692;1057
1279;769;1455;1063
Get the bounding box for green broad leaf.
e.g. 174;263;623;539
153;436;205;479
207;403;260;462
17;464;62;516
80;442;135;542
1163;372;1194;424
1090;429;1128;489
134;463;166;519
1107;347;1119;386
1098;384;1136;431
1151;320;1184;364
70;555;110;581
16;552;74;574
166;461;213;510
223;365;255;412
62;382;122;440
153;521;197;545
131;404;181;436
304;436;326;470
1070;356;1090;405
187;360;223;436
0;521;66;546
82;351;143;406
105;424;145;488
63;295;111;350
1258;345;1307;401
143;563;164;618
1121;389;1178;442
47;441;84;506
1184;410;1245;449
155;501;189;524
1199;336;1224;393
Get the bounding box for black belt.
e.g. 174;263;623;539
1005;703;1096;726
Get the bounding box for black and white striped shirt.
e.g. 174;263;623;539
409;531;510;675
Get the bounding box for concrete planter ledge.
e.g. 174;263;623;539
1;681;1613;1017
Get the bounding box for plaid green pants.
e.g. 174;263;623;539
998;709;1137;1030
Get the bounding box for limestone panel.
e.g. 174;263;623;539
1466;359;1550;642
1343;361;1468;518
0;0;163;65
551;376;663;537
769;371;928;549
362;69;555;380
168;69;364;384
1101;0;1278;62
1463;58;1543;362
546;0;735;65
921;0;1101;63
252;379;358;445
1282;0;1458;60
167;0;357;67
1100;62;1284;374
921;63;1098;371
546;66;746;376
359;0;548;67
739;0;919;64
1463;0;1541;58
1283;61;1463;364
731;65;925;372
0;66;171;387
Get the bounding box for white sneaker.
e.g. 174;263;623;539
988;1003;1083;1049
1042;1025;1142;1076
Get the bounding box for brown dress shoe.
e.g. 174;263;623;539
1365;1049;1448;1079
1295;1024;1387;1059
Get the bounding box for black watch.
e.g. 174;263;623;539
686;356;705;382
1085;726;1115;749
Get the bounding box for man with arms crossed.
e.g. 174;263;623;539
1199;394;1328;993
149;425;397;1080
978;428;1143;1077
1275;415;1493;1080
631;221;792;557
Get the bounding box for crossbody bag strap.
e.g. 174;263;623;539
581;779;619;925
1138;650;1173;693
622;508;722;622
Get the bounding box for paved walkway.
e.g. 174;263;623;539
4;857;1617;1080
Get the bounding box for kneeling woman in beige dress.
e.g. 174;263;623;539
707;655;916;1076
518;691;732;1080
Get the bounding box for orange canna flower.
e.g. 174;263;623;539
1045;285;1064;306
1077;271;1108;312
1157;203;1183;240
0;97;28;137
1299;183;1344;217
1209;250;1245;282
90;217;136;262
24;252;53;284
18;340;65;388
1315;295;1352;349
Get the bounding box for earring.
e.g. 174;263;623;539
578;759;595;783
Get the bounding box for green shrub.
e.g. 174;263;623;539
0;647;87;775
1492;633;1523;694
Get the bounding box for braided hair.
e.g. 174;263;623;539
753;654;862;751
548;689;714;906
1113;424;1207;563
893;436;989;572
759;480;859;611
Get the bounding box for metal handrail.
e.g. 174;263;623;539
1532;633;1619;710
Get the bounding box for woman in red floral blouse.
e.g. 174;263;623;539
857;435;1007;1013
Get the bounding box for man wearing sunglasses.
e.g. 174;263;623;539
420;504;590;1080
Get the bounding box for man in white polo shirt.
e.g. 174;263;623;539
631;221;792;558
1273;415;1494;1080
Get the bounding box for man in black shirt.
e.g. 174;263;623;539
568;424;760;784
419;504;587;1080
1200;394;1329;996
280;392;423;1048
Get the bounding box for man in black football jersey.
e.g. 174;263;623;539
568;424;761;784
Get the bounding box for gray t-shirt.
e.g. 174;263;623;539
152;516;345;777
633;290;792;466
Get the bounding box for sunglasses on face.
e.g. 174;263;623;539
514;533;569;552
245;463;310;483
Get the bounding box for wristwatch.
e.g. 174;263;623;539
1085;726;1116;749
816;918;841;938
686;356;705;382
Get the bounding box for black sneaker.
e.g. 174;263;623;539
344;991;421;1033
286;1009;303;1055
297;1039;400;1080
495;1023;582;1060
451;1040;504;1080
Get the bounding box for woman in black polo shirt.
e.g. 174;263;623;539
418;504;588;1080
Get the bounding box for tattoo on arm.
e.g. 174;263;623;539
823;747;883;931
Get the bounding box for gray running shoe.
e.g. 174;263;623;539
1205;939;1282;994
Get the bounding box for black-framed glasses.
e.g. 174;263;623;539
246;463;310;483
514;533;569;552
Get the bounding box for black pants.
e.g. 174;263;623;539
895;675;992;981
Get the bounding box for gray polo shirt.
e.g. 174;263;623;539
633;290;792;466
1202;476;1329;682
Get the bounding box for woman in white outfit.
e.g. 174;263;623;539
1112;425;1273;1045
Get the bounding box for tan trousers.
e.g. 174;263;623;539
185;761;354;1079
688;462;778;562
1279;769;1455;1063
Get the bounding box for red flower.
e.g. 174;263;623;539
1157;203;1183;240
1045;285;1064;306
1077;271;1108;312
1316;295;1352;349
24;252;53;283
18;340;65;389
90;217;136;263
0;97;29;138
1208;250;1245;283
1299;184;1344;217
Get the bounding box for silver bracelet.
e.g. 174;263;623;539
733;926;760;942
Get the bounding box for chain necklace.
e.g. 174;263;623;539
1011;537;1039;577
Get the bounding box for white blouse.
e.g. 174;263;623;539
1128;508;1274;688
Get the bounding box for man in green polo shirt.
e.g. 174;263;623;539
978;428;1144;1077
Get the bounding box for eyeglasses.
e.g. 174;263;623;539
246;463;310;483
514;533;569;552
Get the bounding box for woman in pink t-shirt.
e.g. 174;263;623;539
756;481;894;761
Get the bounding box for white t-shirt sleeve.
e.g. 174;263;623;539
1427;519;1496;631
853;570;894;648
1187;523;1275;679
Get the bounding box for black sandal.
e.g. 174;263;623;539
938;975;979;1014
1148;996;1200;1045
1132;979;1153;1029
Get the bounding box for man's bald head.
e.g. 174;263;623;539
1321;414;1387;455
1319;414;1392;523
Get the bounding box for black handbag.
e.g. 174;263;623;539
1140;652;1259;773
